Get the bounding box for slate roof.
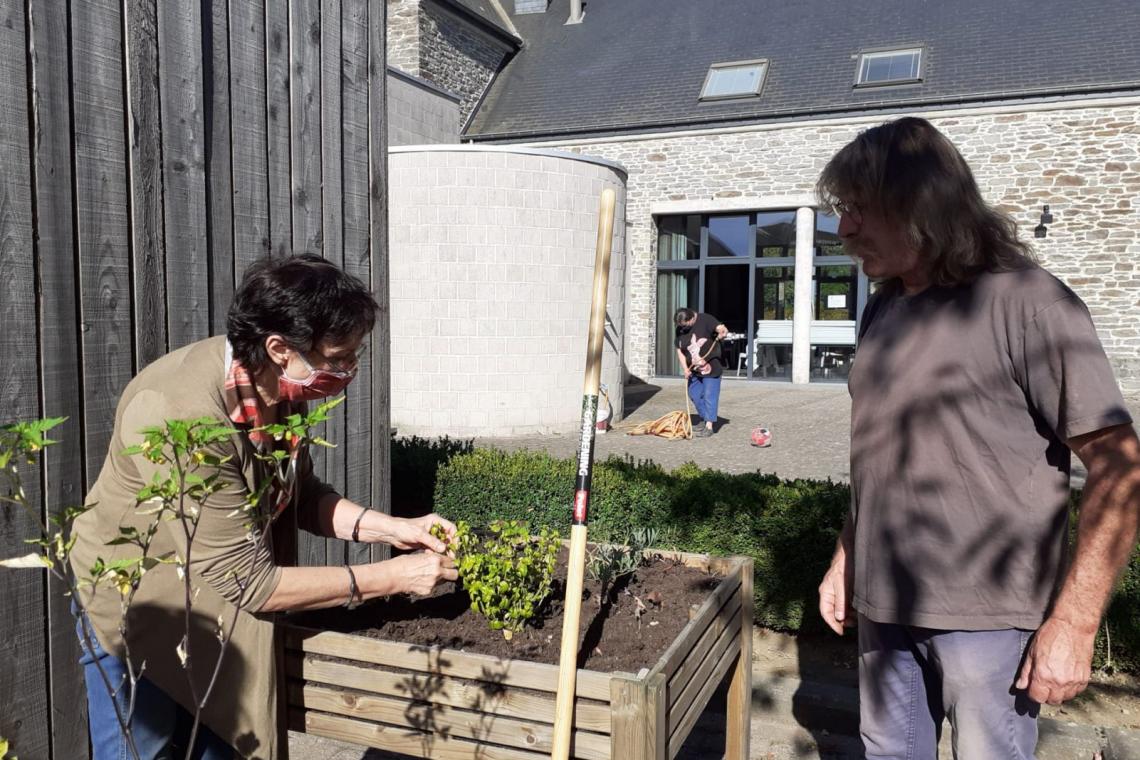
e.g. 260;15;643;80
465;0;1140;140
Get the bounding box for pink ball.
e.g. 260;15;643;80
750;427;772;448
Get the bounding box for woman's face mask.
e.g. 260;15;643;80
277;349;356;402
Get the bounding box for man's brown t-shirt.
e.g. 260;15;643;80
849;266;1132;630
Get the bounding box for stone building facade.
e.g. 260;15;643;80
523;97;1140;391
386;0;516;125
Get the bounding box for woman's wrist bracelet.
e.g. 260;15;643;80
343;565;361;609
351;506;369;543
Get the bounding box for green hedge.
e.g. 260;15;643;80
427;446;1140;673
391;435;473;517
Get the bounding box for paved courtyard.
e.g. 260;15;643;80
476;378;1140;486
478;378;855;481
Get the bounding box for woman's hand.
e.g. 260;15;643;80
386;551;458;596
386;513;457;553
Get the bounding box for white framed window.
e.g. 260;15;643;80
855;48;923;87
699;60;768;101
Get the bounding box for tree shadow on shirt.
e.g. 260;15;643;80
118;602;258;758
778;273;1138;756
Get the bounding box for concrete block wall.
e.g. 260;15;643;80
388;146;628;436
387;69;461;146
531;99;1140;391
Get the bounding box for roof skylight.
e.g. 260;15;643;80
700;60;768;101
855;48;923;86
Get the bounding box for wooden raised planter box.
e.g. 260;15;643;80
283;550;753;759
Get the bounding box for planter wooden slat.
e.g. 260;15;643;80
667;634;741;757
291;683;611;759
650;569;742;683
285;550;753;759
646;672;668;760
668;613;740;736
286;628;612;700
286;653;613;732
290;708;549;760
726;558;754;760
667;599;742;709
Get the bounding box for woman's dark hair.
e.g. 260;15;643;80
226;254;380;372
674;307;697;326
816;117;1035;287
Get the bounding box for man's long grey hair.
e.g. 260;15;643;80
816;117;1035;287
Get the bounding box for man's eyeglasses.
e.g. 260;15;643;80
834;200;863;225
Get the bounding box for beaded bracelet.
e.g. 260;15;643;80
343;565;361;609
351;506;369;543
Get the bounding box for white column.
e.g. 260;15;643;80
791;207;815;384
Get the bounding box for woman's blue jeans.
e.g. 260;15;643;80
687;374;722;425
76;612;234;760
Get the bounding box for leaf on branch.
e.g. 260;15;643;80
176;637;188;666
0;552;47;569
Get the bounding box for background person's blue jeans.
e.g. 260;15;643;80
858;614;1039;759
687;374;722;426
76;612;234;760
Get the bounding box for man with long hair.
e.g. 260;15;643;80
815;117;1140;758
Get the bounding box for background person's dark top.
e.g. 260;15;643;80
848;266;1132;631
676;313;724;378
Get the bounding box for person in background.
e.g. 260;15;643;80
674;307;728;437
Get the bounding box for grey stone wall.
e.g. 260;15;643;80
387;0;421;75
417;1;512;123
387;0;514;126
388;69;461;146
537;100;1140;391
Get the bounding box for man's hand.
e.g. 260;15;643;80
818;552;854;635
1015;617;1095;705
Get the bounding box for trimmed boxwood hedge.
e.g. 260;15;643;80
412;444;1140;673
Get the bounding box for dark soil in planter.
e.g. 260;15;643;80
290;550;723;674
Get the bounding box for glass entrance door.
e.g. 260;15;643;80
751;264;794;379
655;208;868;382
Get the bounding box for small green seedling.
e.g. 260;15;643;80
439;520;560;640
587;527;657;604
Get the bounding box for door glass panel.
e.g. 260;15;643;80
756;211;796;258
708;215;750;258
754;266;795;320
704;264;750;373
655;270;698;376
815;264;858;321
811;345;855;383
751;345;792;380
656;215;700;261
814;211;844;256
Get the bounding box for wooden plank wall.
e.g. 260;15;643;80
0;0;390;755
